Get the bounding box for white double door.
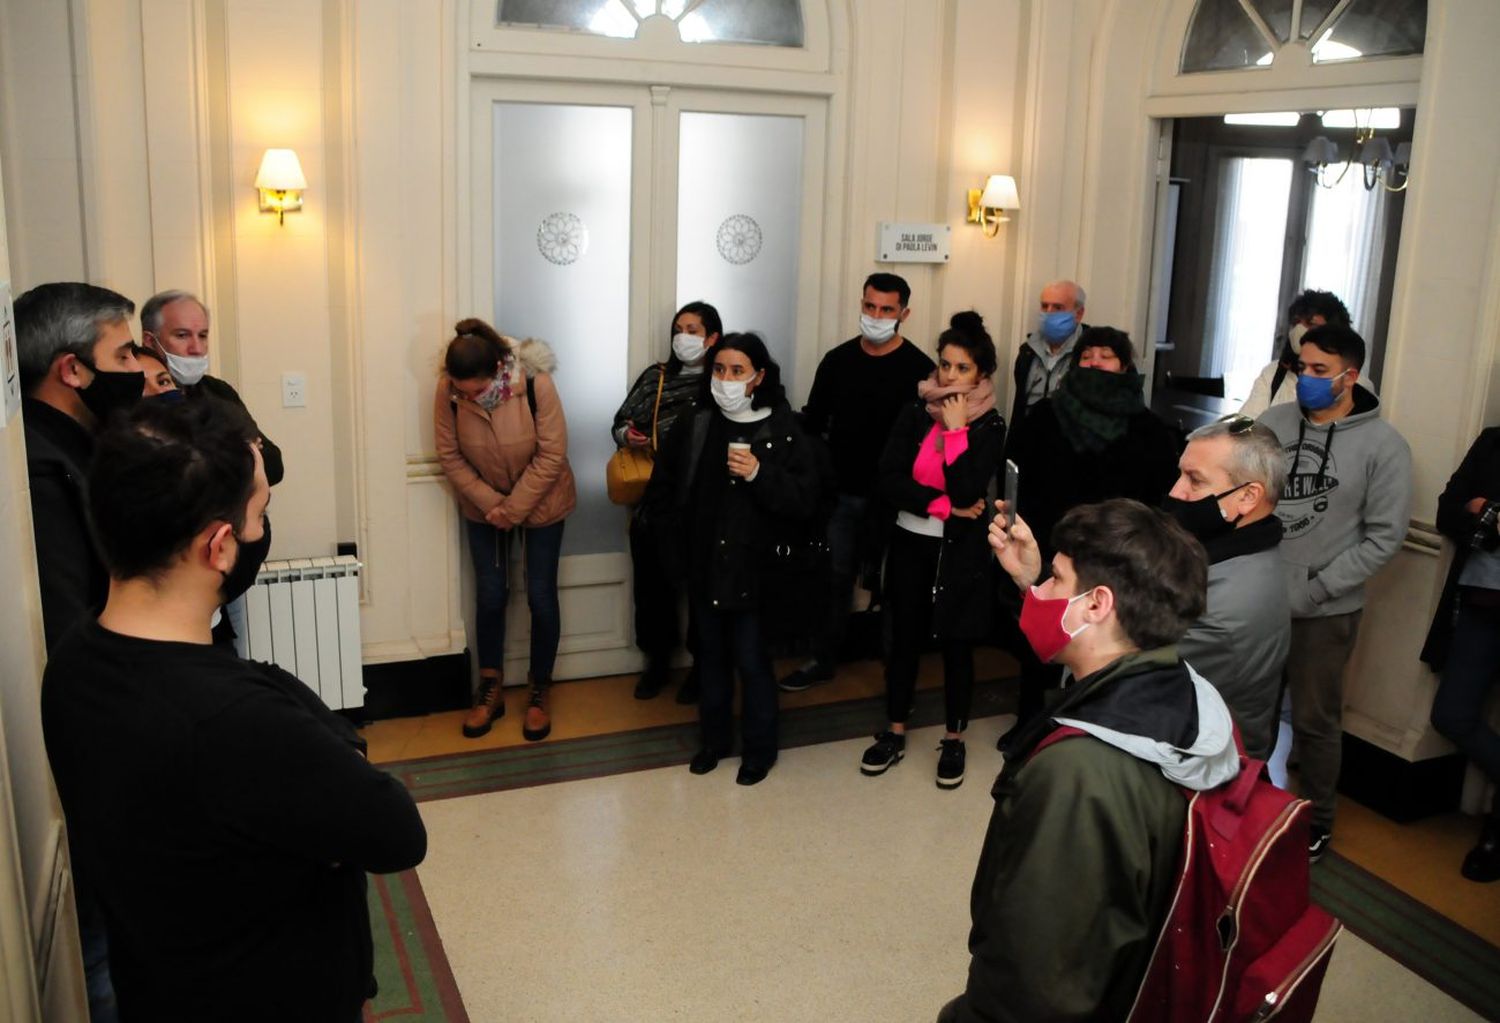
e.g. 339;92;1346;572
467;79;827;679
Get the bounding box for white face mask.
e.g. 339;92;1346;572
672;332;707;365
1288;322;1309;349
710;377;754;415
860;314;899;345
159;346;209;386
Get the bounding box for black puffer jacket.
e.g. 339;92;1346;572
644;403;822;611
878;403;1006;640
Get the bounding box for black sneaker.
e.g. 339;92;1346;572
778;662;834;693
936;739;966;789
860;731;905;775
1308;826;1332;863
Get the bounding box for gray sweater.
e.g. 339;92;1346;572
1179;521;1290;760
1257;387;1412;619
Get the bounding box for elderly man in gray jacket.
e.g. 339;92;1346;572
1162;415;1290;761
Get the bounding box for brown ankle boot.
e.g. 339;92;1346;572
522;679;551;742
462;674;505;738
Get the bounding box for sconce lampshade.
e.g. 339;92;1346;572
979;174;1020;211
1360;136;1394;169
1393;141;1412;168
255;149;307;190
1301;136;1340;166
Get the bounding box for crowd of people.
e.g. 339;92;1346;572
12;267;1498;1020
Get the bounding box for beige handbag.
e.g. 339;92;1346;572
606;366;666;505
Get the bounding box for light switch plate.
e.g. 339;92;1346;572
281;371;307;408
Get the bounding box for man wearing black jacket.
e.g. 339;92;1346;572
41;401;426;1022
778;272;933;691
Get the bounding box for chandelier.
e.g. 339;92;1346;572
1301;111;1411;192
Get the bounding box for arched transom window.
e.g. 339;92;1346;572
497;0;804;47
1181;0;1425;73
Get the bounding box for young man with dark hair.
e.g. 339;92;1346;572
41;401;426;1022
1240;288;1354;417
938;498;1239;1023
1256;323;1411;860
779;272;934;691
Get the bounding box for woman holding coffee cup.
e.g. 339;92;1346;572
861;311;1006;790
641;333;821;785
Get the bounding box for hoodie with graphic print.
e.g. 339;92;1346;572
1256;385;1412;619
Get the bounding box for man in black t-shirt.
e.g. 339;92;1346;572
779;272;935;691
41;401;426;1023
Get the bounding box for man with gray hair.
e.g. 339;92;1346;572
17;282;144;648
141;289;283;484
16;280;143;1023
1007;279;1087;430
1162;413;1291;759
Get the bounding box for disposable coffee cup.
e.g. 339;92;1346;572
728;441;751;473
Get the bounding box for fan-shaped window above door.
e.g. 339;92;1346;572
497;0;804;47
1180;0;1425;73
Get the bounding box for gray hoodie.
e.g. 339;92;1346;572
1256;386;1412;618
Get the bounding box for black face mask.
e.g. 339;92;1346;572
1162;484;1249;541
220;517;272;605
77;360;145;421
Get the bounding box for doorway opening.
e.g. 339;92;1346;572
1151;108;1413;428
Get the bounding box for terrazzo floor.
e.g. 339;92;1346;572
412;722;1484;1022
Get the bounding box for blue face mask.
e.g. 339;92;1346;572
1295;370;1349;411
145;388;186;405
1038;310;1077;343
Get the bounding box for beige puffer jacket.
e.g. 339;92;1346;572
432;337;577;528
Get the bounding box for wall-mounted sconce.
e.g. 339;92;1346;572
966;174;1020;237
255;148;307;225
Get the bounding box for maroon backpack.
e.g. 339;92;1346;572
1033;727;1342;1022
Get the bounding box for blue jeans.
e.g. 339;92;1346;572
465;518;565;683
694;597;778;770
1430;596;1500;786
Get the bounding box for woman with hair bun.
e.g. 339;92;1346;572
433;317;576;742
861;311;1006;790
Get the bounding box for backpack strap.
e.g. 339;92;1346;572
1027;724;1088;760
1271;363;1289;399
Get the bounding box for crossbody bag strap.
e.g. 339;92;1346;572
649;364;667;451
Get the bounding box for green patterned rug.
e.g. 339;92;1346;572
362;680;1500;1021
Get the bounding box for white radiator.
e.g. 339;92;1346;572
241;556;365;710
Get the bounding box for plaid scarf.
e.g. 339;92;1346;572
1051;367;1145;454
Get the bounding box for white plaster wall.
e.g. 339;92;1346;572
0;139;87;1023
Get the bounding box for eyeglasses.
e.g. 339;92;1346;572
1214;413;1256;435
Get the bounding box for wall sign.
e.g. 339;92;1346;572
0;282;18;427
877;222;951;263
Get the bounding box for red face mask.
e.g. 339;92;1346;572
1019;586;1092;663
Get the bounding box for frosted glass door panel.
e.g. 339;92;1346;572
493;102;631;556
676;112;804;393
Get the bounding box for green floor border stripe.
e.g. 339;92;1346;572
1314;852;1500;966
1311;857;1500;1019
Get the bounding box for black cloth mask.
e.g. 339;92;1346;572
77;363;145;422
1162;483;1249;542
